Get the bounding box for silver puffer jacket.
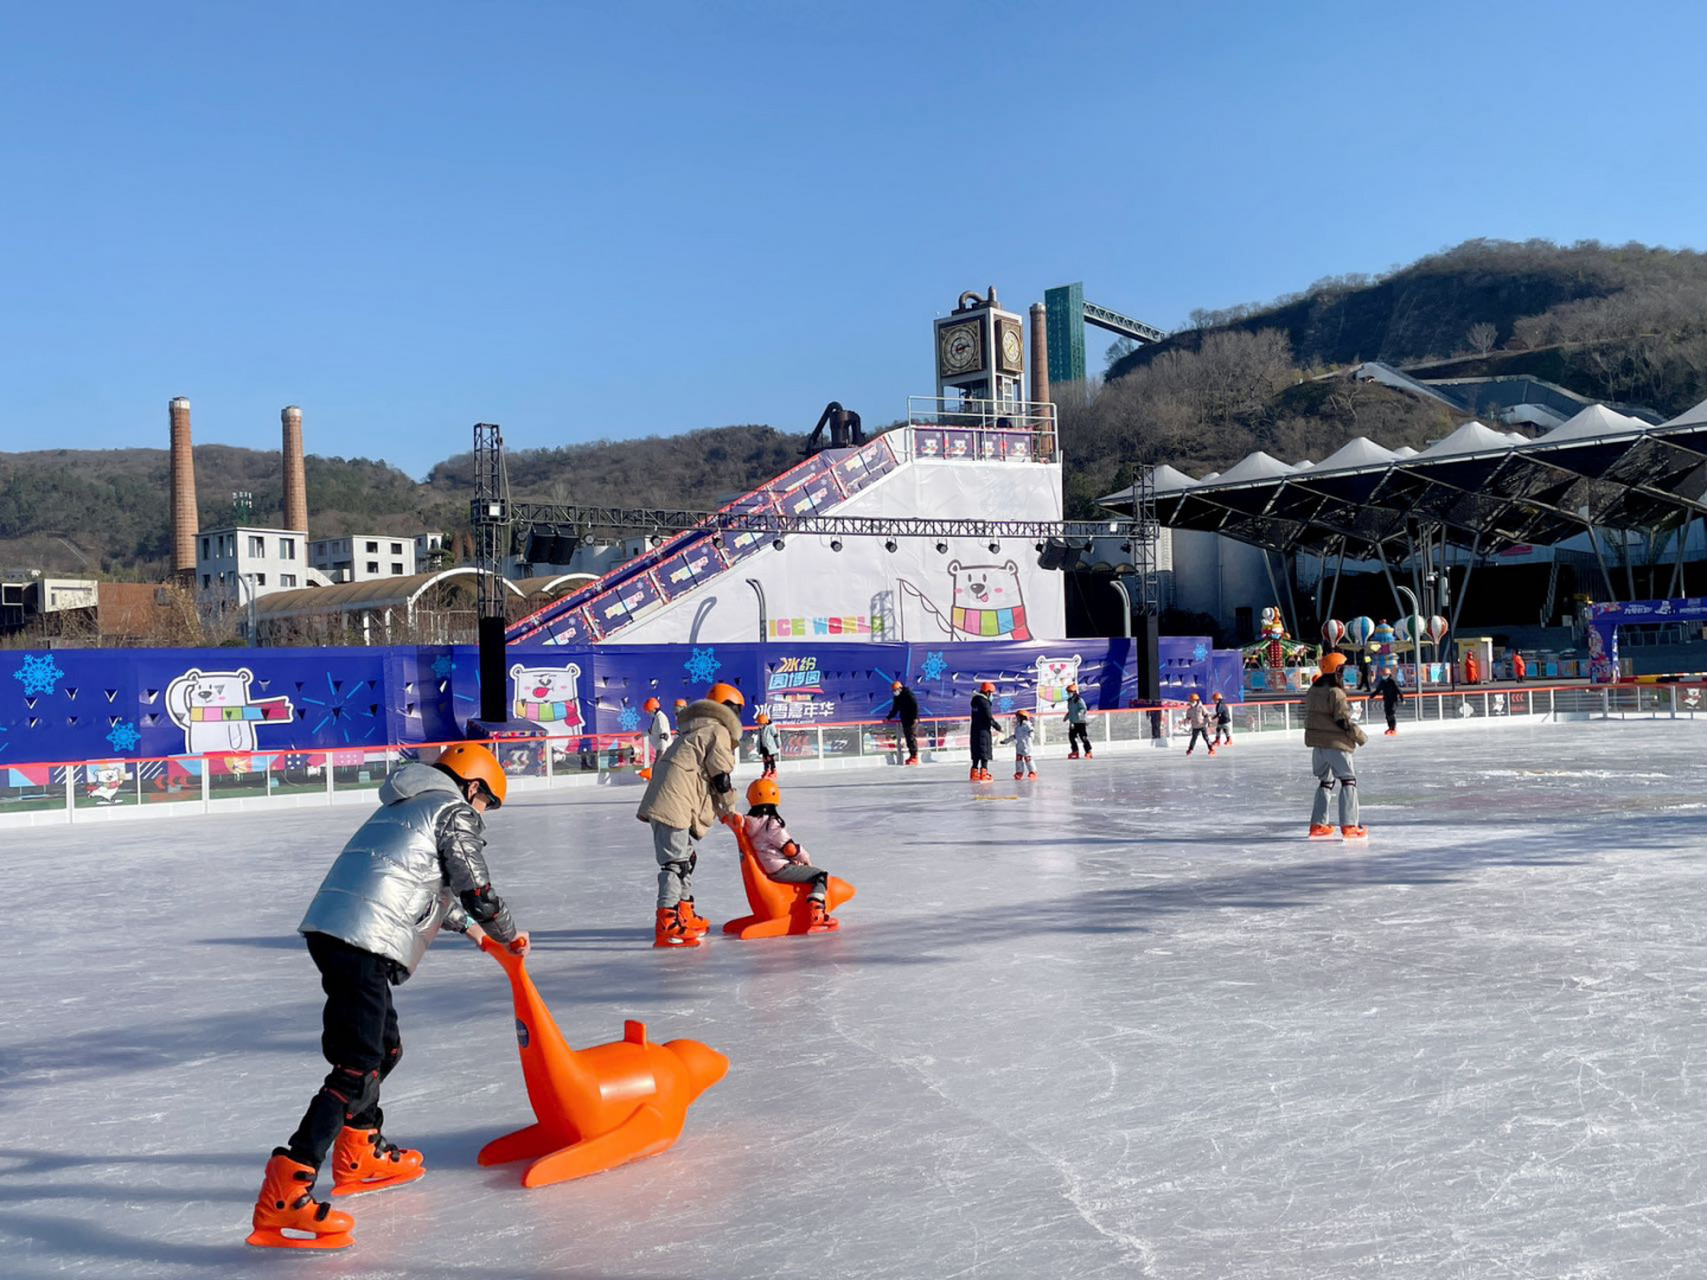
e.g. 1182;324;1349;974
298;763;513;981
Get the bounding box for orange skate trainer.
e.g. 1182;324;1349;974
331;1126;424;1197
247;1152;354;1250
654;906;701;948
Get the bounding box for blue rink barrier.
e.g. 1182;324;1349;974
1;683;1692;829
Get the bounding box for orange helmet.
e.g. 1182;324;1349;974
707;682;745;709
674;698;688;708
1066;682;1078;693
1189;692;1200;701
746;777;780;808
1015;709;1030;720
1213;691;1223;700
755;712;770;725
979;681;995;694
1319;652;1347;675
643;697;660;713
436;742;507;809
892;680;903;691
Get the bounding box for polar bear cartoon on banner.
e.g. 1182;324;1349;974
1034;655;1083;715
165;667;296;756
898;560;1032;641
509;662;584;736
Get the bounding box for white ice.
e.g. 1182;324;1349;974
5;719;1707;1279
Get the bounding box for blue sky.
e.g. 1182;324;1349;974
3;0;1702;477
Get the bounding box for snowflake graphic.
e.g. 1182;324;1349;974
431;655;454;680
106;720;141;753
1192;641;1210;662
13;653;65;697
919;651;948;683
617;706;641;732
997;695;1015;713
684;647;721;685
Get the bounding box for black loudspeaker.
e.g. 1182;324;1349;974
1037;538;1069;571
549;532;581;565
478;615;509;723
524;526;557;564
1134;612;1162;736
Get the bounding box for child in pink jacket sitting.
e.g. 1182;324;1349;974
741;777;839;931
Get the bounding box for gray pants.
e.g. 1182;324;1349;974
769;862;829;901
1310;748;1360;827
651;821;696;909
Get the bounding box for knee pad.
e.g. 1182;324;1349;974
665;859;692;880
379;1044;402;1081
1343;778;1357;789
688;851;698;875
1318;777;1337;790
323;1064;380;1120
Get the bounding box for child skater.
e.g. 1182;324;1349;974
1001;708;1036;779
1211;691;1233;748
755;711;780;777
1063;682;1093;759
969;680;1001;782
1183;692;1215;756
1369;669;1403;736
637;682;744;947
742;777;839;931
248;743;527;1251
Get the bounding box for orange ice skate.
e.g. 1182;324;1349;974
330;1126;424;1197
247;1152;355;1250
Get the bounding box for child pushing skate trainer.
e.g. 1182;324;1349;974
248;743;527;1251
636;682;745;947
1306;653;1369;839
742;777;840;931
1001;708;1036;779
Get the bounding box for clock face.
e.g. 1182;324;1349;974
938;322;983;376
1000;325;1023;371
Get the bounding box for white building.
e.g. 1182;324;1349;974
195;526;323;602
414;532;445;570
309;535;418;584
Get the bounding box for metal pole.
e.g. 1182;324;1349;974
1396;584;1424;688
1323;538;1348;623
1586;525;1619;603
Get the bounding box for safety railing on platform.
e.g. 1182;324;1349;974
903;396;1058;464
4;682;1699;827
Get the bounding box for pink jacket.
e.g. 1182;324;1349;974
742;813;811;877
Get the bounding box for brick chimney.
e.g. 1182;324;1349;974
169;397;198;576
281;405;309;533
1029;303;1050;406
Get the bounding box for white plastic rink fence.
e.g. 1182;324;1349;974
2;682;1700;830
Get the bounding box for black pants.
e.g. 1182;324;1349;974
1383;701;1398;731
1067;723;1092;754
899;721;918;759
286;932;402;1168
1186;727;1210;752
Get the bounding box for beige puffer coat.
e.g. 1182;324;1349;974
636;699;742;837
1303;677;1368;751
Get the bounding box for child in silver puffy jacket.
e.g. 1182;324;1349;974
1001;709;1036;779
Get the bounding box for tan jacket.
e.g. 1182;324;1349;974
636;699;742;837
1303;678;1367;751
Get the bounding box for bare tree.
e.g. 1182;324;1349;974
1466;322;1498;356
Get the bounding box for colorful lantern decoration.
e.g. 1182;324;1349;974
1426;615;1449;644
1322;619;1346;647
1394;614;1426;643
1345;616;1375;646
1260;606;1290;676
1371;619;1397;649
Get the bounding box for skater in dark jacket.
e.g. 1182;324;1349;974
969;681;1001;782
248;743;527;1251
1369;672;1403;735
1211;691;1233;747
887;680;920;765
1064;683;1093;759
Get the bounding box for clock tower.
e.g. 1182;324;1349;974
934;286;1025;410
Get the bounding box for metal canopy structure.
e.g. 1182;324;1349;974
1098;401;1707;562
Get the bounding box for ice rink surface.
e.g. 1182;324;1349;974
5;718;1707;1279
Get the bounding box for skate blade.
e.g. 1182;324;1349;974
246;1227;355;1250
1307;832;1339;840
331;1166;425;1197
653;937;702;948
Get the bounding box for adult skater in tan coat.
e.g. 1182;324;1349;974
636;682;745;946
1304;653;1369;840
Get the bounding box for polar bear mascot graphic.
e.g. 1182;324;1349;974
164;667;296;755
1034;655;1083;715
509;662;585;737
898;560;1032;641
